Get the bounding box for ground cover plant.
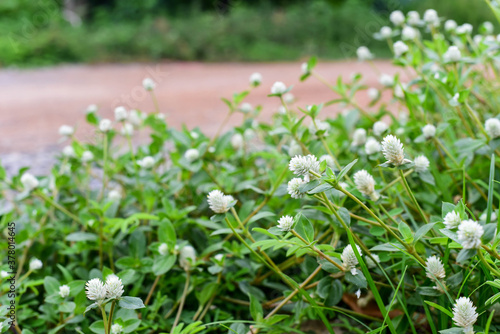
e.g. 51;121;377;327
4;6;500;334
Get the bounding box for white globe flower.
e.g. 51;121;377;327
390;10;405;26
373;121;389;136
105;274;124;299
179;245;196;270
394;84;405;98
283;93;294;105
341;245;362;275
352;128;367;146
62;145;76;158
99;119;112;132
379;26;393;39
277;216;294;232
485;118;500;138
367;88;379;100
353;170;379;201
29;258;43;271
301;62;310;74
445;20;457;32
393;41;409;57
108;189;122;202
422;124;436;139
365;254;380;268
59;285;70;298
85;278;106;302
214;253;224;262
114;106;128;122
457;220;484;249
452;297;478;334
379;74;394;87
443;211;462;229
121;123;134;136
483;21;494;35
364;137;381;155
239;102;252;113
142;78;156;91
356;46;374;61
407;11;420;26
21;173;39;191
443;46;461;62
288;141;303;157
423;9;440;27
59;125;74;137
1;271;9;278
111;324;123;334
287;177;306;199
271;81;287;95
207;190;234;214
137;156;155;169
480;211;497;222
309;120;330;136
277;106;287;115
456;23;473;35
86;104;98;113
414;155;430;172
425;255;446;281
128;110;143;126
184;148;200;163
231;133;244;150
289;155;320;182
381;135;409;166
82;151;94;162
319;155;335;168
159;243;168;256
249;72;262;86
402;26;418;40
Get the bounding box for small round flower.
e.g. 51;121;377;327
393;41;409;57
271;81;287;95
111;324;123;334
352;128;367;146
373;121;389;136
108;189;122;202
365;137;381;155
367;88;379;100
283;93;295;104
443;46;461;62
63;145;76;158
59;125;74;137
288;177;306;199
59;285;70;298
402;26;418;40
480;211;497;222
320;155;335;168
341;244;362;275
99;119;112;132
414;155;430;172
456;23;473;35
379;26;393;39
81;151;94;162
142;78;156;91
1;271;9;278
443;211;462;229
105;274;124;299
485;118;500;138
128;110;143;126
354;170;379;201
249;72;262;86
277;215;294;232
423;9;440;27
452;297;478;334
458;220;483;249
121;123;134;136
85;278;106;302
239;102;252;113
137;156;155;169
158;243;168;256
114;106;128;122
179;245;196;270
21;173;39;191
29;258;43;271
445;20;457;32
422;124;436;139
288;141;302;156
277;105;287;115
365;254;380;269
407;11;420;26
381;135;408;166
425;255;446;281
483;21;494;34
86;104;98;113
356;46;374;61
207;190;234;213
301;62;310;74
231;133;244;150
390;10;405;26
309;120;330;136
184;148;200;163
289;155;320;182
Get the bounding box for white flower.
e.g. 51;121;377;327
414;155;430;172
425;255;446;281
445;20;457;32
159;243;168;256
283;93;295;104
456;23;473;35
59;125;74;136
287;177;306;199
373;121;389;136
59;285;70;298
121;123;134;136
1;271;9;278
62;145;76;158
231;133;244;150
444;211;462;229
393;41;409;57
214;254;224;262
142;78;156;91
422;124;436;139
382;135;408;166
278;106;287;115
341;245;362;275
402;26;418;40
249;72;262;86
111;324;123;334
207;190;234;213
352;128;367;146
137;156;155;169
379;26;393;39
301;62;310;74
105;274;124;299
271;81;287;95
452;297;478;334
449;93;460;107
277;215;294;232
21;173;39;191
184;148;200;163
208;146;215;153
483;21;494;34
288;141;302;157
390;10;405;26
407;11;420;26
365;254;380;268
423;9;440;27
99;119;112;132
180;245;196;270
379;74;394;87
365;137;381;155
114;106;128;122
458;220;484;249
128;110;143;126
239;102;252;113
29;258;43;271
367;88;379;100
394;84;405;98
85;278;106;302
485;118;500;138
309;120;330;136
86;104;98;113
82;151;94;162
355;289;361;299
354;170;379;201
108;190;122;202
443;46;461;62
320;155;335;168
356;46;374;61
289;155;320;182
480;211;497;222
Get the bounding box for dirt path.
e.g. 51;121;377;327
0;60;403;173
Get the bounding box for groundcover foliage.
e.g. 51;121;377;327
4;7;500;334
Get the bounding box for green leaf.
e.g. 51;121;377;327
118;296;145;309
43;276;60;295
424;301;453;318
66;232;98;242
456;248;476;264
398;222;413;243
337;159;358;181
152;254;176;276
293;214;314;243
249;294;263;321
414;223;436;243
344;270;367;289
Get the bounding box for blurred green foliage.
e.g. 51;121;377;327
0;0;496;67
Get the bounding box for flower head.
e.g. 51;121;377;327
457;23;473;35
357;46;374;61
320;155;335;168
137;156;155;169
445;20;457;32
341;245;362;275
86;104;98;113
457;220;483;249
414;155;430;172
271;81;287;95
207;190;234;213
121;123;134;136
354;170;379;201
423;9;440;27
352;128;367;146
393;41;409;57
184;148;200;163
105;274;124;299
425;255;446;281
452;297;478;334
289;155;320;182
365;254;380;269
108;189;122;202
63;145;76;158
365;137;381;155
59;125;74;137
485;118;500;138
402;26;418;40
443;211;461;229
159;243;168;256
82;151;94;162
143;78;156;91
114;106;128;122
180;245;196;270
367;88;379;100
21;173;39;191
99;119;112;132
277;216;294;232
59;285;70;298
29;258;43;271
231;133;244;150
111;324;123;334
249;72;262;86
379;74;394;87
373;121;388;136
422;124;436;139
390;10;405;26
85;278;106;302
287;178;306;199
444;46;461;62
407;11;420;26
381;135;409;166
379;26;393;39
301;62;310;74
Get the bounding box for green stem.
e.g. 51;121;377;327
398;169;429;224
172;271;190;329
290;230;344;271
35;191;81;223
107;301;116;334
478;250;500;277
100;305;109;334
